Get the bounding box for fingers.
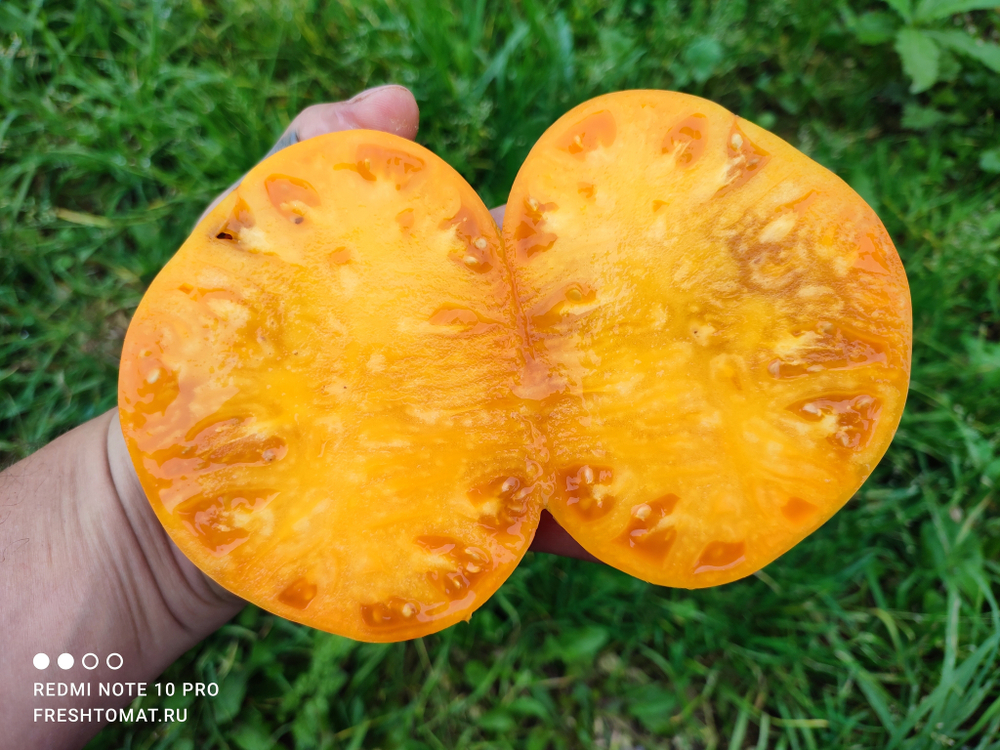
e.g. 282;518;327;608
489;204;506;228
279;84;420;148
530;510;602;563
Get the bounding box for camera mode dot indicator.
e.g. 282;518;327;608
58;653;74;669
33;653;49;670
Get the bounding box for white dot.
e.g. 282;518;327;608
33;653;50;670
57;653;74;670
81;653;99;670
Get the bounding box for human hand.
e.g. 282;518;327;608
0;83;594;750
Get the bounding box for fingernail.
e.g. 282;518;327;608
349;84;408;104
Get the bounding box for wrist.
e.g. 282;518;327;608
0;411;243;749
105;409;245;622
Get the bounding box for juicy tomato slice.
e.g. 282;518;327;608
503;90;911;588
120;131;541;642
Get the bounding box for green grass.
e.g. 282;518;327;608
3;0;1000;747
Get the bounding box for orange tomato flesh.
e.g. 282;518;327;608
504;91;910;587
119;90;911;642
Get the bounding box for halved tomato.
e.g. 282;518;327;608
503;91;910;589
119;91;910;641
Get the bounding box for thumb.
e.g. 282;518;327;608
271;84;420;155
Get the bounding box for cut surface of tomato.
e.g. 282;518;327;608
120;131;542;642
503;90;910;588
119;91;911;641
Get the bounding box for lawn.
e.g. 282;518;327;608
2;0;1000;747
